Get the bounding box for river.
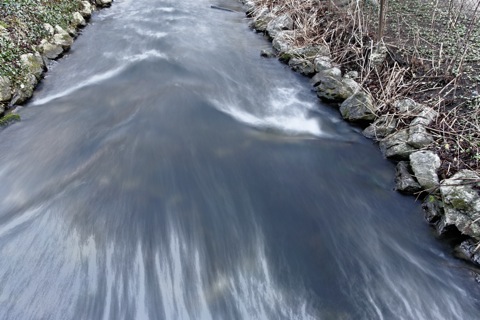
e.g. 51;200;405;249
0;0;479;319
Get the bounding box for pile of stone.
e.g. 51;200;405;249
243;0;480;268
0;0;112;114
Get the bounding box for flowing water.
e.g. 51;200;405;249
0;0;479;319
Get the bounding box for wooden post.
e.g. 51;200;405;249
378;0;387;41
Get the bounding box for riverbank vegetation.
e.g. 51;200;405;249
250;0;480;179
0;0;82;85
0;0;103;115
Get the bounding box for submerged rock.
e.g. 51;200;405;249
395;161;422;193
409;150;441;190
339;90;376;122
439;170;480;238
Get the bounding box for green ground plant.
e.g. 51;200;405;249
0;0;82;84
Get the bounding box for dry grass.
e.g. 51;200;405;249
250;0;480;178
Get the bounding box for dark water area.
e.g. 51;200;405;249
0;0;479;319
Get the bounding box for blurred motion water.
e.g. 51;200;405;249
0;0;479;319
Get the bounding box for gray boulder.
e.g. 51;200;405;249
243;0;256;15
80;1;94;18
266;14;293;38
251;8;275;32
312;68;357;102
454;239;480;265
272;31;294;53
422;195;444;223
411;107;438;126
289;45;330;60
280;45;330;63
39;40;64;60
288;58;315;76
363;114;397;139
72;12;87;28
438;170;480;238
0;76;12;102
407;124;433;148
20;53;45;80
11;74;38;105
395;161;422;193
339;90;376;122
409;150;441;190
394;98;423;115
311;67;341;81
314;55;332;72
53;26;74;49
379;130;417;159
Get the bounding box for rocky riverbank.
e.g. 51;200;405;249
241;0;480;274
0;0;113;121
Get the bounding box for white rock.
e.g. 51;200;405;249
80;1;94;18
20;52;45;80
72;12;86;28
409;151;441;189
0;76;12;102
43;23;55;35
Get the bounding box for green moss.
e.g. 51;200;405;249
279;53;293;62
0;0;82;84
0;113;20;126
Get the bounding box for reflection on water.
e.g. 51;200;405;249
0;0;480;319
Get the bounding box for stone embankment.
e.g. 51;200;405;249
0;0;113;120
241;0;480;270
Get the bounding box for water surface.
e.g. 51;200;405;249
0;0;479;319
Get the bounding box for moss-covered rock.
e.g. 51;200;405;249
339;90;376;122
0;113;21;127
20;53;45;80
